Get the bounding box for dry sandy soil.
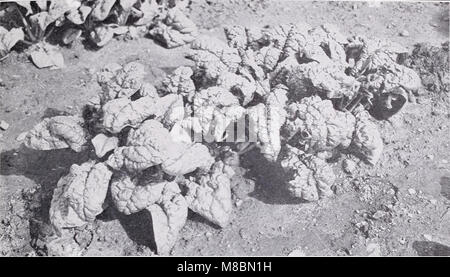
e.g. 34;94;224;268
0;0;449;256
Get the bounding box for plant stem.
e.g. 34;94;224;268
13;3;36;42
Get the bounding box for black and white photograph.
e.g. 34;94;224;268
0;0;449;260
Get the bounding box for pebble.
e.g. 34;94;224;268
423;234;432;241
235;199;243;207
288;249;306;257
16;132;28;142
399;30;410;37
429;199;437;205
0;120;9;131
366;243;382;256
342;159;357;174
371;210;387;220
408;188;416;195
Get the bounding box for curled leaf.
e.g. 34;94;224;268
91;133;119;158
101;94;183;133
66;5;92;25
161;143;214;176
0;27;24;58
350;107;383;165
147;182;187;255
91;0;116;21
29;42;65;69
90;25;115;47
62;28;82;45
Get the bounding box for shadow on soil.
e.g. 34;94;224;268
240;149;305;205
0;146;90;222
440;176;450;200
431;9;450;38
412;241;450;256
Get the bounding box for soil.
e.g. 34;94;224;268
0;0;449;256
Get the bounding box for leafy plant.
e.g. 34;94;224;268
0;1;197;68
22;23;422;255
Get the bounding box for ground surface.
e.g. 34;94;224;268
0;0;449;256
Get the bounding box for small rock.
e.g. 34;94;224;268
399;30;410;37
408;188;416;195
423;234;432;241
426;154;434;160
399;237;407;245
366;243;382;256
429;199;437;205
288;248;306;257
441;159;448;164
16;132;28;142
342;159;357;174
0;120;9;130
371;210;387;220
352;4;358;10
205;231;212;238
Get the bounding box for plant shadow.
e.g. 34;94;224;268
0;146;90;223
240;148;306;205
430;8;449;38
412;241;450;256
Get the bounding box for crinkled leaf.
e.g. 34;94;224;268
284;96;355;153
106;120;185;171
149;7;198;48
97;61;146;101
159;66;195;100
350;107;383;165
147;182;187;255
110;173;167;215
185;161;233;228
247;86;288;161
187;36;241;80
281;146;335;201
49;161;112;230
24;115;87;152
106;119;213;173
101;94;183;133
